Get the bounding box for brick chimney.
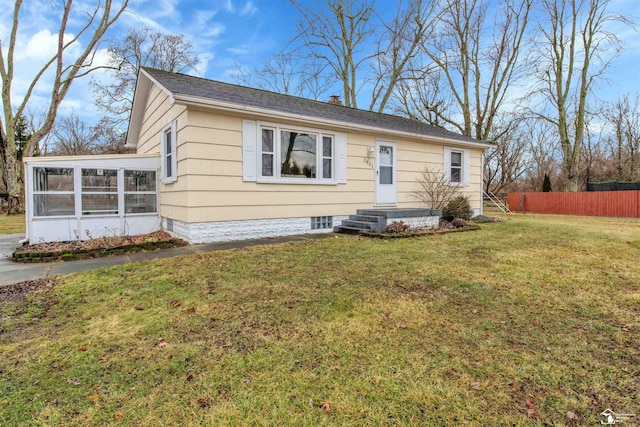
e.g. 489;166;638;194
328;95;342;106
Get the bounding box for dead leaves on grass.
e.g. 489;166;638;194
66;378;81;387
525;398;537;419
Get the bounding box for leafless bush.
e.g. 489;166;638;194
413;166;459;209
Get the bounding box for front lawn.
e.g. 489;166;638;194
1;215;638;425
0;213;25;234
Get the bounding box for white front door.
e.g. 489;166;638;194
375;140;397;205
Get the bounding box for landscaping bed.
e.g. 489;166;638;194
11;231;187;263
359;217;493;239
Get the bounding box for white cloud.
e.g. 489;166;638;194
58;98;84;115
203;22;226;38
226;46;249;55
21;29;80;62
240;1;258;16
224;0;235;13
188;11;226;39
192;52;215;77
87;48;112;70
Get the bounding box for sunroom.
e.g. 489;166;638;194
23;154;161;244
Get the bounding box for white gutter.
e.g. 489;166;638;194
172;94;495;150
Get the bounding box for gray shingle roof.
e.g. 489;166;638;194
142;67;486;146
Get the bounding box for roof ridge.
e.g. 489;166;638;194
140;67;489;146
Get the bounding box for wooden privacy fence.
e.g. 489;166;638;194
507;191;640;218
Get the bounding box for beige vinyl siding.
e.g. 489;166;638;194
173;109;484;223
134;84;189;222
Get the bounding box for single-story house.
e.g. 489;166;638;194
23;67;492;244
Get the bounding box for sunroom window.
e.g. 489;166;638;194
33;167;75;217
124;170;157;213
82;168;118;215
259;125;334;182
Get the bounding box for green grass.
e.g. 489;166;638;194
1;214;639;426
0;214;25;234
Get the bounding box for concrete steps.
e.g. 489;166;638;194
334;208;442;235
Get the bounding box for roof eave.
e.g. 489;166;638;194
126;68;176;148
172;93;494;150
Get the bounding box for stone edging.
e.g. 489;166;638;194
359;224;481;239
11;239;188;263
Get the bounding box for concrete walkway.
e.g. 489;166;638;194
0;233;335;287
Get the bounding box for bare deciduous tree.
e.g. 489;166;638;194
600;94;640;181
523;120;562;192
285;0;437;111
369;0;437;112
231;52;335;100
49;114;99;156
483;116;530;195
289;0;377;108
91;27;199;127
0;0;129;212
397;0;532;141
532;0;629;191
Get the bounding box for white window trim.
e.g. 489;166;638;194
32;166;76;218
30;166;159;219
256;121;338;185
123;169;158;215
161;121;177;184
81;168;119;216
444;146;470;187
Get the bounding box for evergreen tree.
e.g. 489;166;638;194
542;173;552;192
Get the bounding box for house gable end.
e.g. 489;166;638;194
126;69;175;149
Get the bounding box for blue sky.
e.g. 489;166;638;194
1;0;639;129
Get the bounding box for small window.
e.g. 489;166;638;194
262;128;275;177
379;145;393;184
33;167;75;217
450;151;462;183
124;170;157;213
322;136;333;179
162;122;177;183
311;216;333;230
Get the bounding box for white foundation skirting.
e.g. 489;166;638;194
164;215;348;244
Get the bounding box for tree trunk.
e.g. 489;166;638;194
4;151;23;213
